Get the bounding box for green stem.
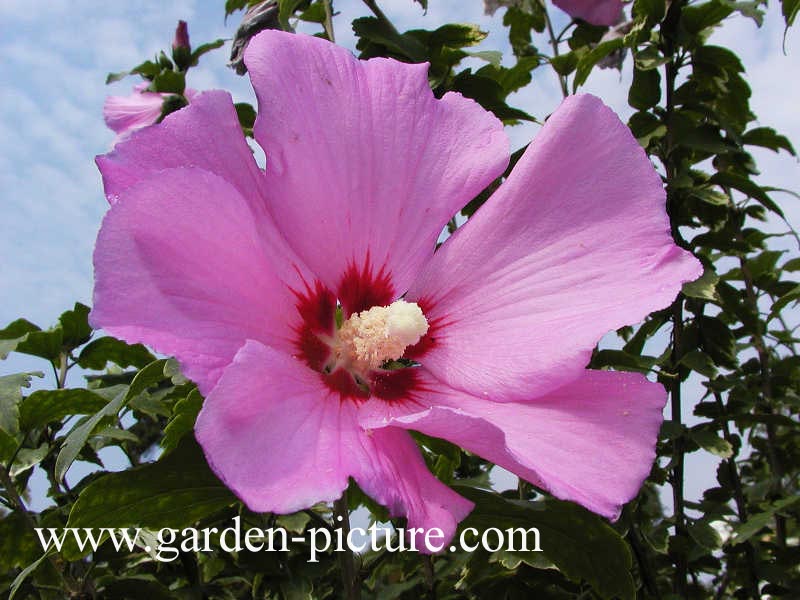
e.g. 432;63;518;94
714;392;761;599
739;255;787;547
363;0;394;32
421;555;436;599
333;493;361;600
661;1;689;595
543;3;569;98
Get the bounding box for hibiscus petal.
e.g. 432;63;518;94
353;427;473;552
91;167;312;394
363;369;665;520
196;340;363;512
553;0;623;27
245;30;509;299
97;90;265;211
408;94;701;401
197;340;472;548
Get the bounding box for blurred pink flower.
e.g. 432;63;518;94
92;31;700;549
554;0;624;26
103;83;196;142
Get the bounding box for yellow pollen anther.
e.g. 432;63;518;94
335;300;428;372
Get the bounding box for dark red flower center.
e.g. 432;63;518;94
291;261;435;402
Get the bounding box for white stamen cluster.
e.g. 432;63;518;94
335;300;429;373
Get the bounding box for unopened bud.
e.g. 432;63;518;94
173;20;191;51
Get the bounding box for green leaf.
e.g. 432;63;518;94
720;0;764;25
660;419;685;441
742;126;796;155
628;111;667;146
783;0;800;27
633;0;666;23
455;486;635;600
225;0;249;16
0;512;39;571
76;336;155;370
412;431;462;483
19;387;115;431
162;388;203;452
190;39;226;66
628;67;661;110
58;303;92;349
732;496;800;544
710;172;784;217
466;50;503;66
699;316;737;368
430;23;487;48
65;437;234;559
352;17;428;62
682;265;720;302
671;116;731;154
782;257;800;272
101;578;175;600
681;1;733;33
0;429;17;463
298;2;325;23
278;0;305;30
10;444;49;477
687;520;722;550
504;5;545;56
450;71;534;122
234;101;257;136
633;45;670;70
12;327;63;362
105;70;130;84
128;358;171;398
129;59;162;79
0;319;41;359
54;389;127;483
591;349;657;373
275;511;311;534
689;427;734;458
150;70;185;94
680;350;718;377
55;360;167;481
550;51;578;76
770;283;800;319
574;38;624;90
0;372;42;436
9;551;52;600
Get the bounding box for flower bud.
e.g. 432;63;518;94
172;20;192;71
172;20;191;51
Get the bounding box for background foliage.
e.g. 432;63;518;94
1;0;798;598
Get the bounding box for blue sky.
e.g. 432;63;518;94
1;1;798;506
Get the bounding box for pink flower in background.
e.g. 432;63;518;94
103;83;168;140
554;0;624;26
92;31;700;549
103;83;197;142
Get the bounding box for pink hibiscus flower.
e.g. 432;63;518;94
92;30;700;549
103;83;197;142
553;0;624;26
